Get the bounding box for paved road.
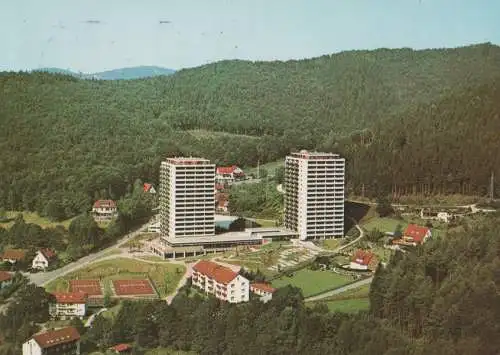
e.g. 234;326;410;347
29;218;157;287
305;276;374;302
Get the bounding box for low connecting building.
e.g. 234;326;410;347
49;292;87;319
192;260;249;303
23;326;81;355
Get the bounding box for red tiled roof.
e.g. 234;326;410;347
193;260;238;284
40;248;56;260
0;271;12;282
32;327;80;349
217;166;236;175
51;291;87;304
404;224;430;243
111;343;132;352
143;183;153;192
93;199;116;208
352;250;374;266
1;249;26;261
251;282;276;294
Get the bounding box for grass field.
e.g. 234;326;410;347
320;238;342;250
246;160;284;176
361;217;407;233
322;298;370;313
255;218;277;227
0;211;74;229
44;258;185;298
272;269;351;297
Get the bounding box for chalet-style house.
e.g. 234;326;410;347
250;282;277;303
0;271;13;289
32;248;57;270
215;165;245;184
92;199;118;222
143;183;156;194
393;224;432;247
349;250;377;270
0;249;26;264
192;260;249;303
49;292;87;319
22;326;81;355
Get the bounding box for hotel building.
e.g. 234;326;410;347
159;157;216;242
49;292;87;319
284;150;345;240
192;260;249;303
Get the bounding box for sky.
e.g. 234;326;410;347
1;0;499;73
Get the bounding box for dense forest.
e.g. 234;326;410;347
1;43;500;219
2;214;497;354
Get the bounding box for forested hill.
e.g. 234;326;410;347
1;43;500;219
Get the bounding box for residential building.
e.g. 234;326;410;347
92;200;118;221
143;183;156;194
192;260;249;303
0;249;26;264
349;250;376;270
284;150;345;240
215;192;229;213
216;165;245;184
159;157;216;242
393;224;432;247
32;248;57;270
250;282;276;303
49;292;87;319
22;326;80;355
0;271;13;289
109;344;132;354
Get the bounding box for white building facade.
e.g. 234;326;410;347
192;260;249;303
49;292;87;319
22;327;81;355
284;150;345;240
160;157;216;242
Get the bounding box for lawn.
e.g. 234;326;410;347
0;211;74;229
362;217;407;233
320;238;343;251
44;258;185;298
101;302;123;320
145;348;197;355
322;298;370;313
246;160;284;177
272;269;351;297
255;218;277;227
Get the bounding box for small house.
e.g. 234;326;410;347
32;248;57;270
110;344;132;354
250;282;277;303
0;271;13;289
143;183;156;194
49;292;87;319
0;249;26;264
92;199;118;221
393;224;431;247
349;250;376;270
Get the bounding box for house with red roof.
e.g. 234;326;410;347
393;224;432;247
143;183;156;194
22;326;80;355
0;271;13;289
349;250;377;270
192;260;249;303
110;343;132;354
0;249;26;264
49;292;88;319
92;199;118;222
250;282;277;303
216;165;245;184
215;192;229;213
32;248;57;270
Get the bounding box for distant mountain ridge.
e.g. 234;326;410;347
34;66;175;80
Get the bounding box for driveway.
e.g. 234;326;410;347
29;218;157;287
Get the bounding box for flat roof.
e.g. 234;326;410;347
214;214;239;223
163;231;262;245
288;150;341;160
163;157;212;165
